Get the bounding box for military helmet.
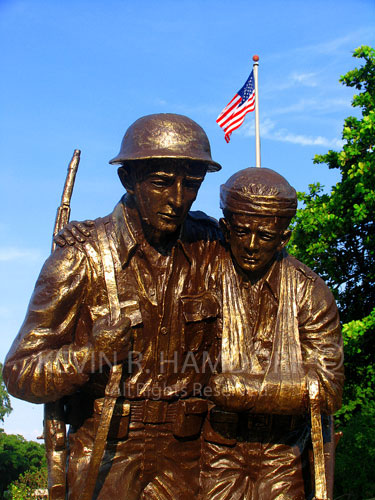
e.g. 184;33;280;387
109;113;221;172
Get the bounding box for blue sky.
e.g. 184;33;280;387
1;0;374;440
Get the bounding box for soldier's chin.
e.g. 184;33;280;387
156;215;183;233
238;259;264;275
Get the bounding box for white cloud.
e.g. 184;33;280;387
241;118;343;149
270;29;374;62
270;72;319;92
4;427;43;442
154;98;167;106
0;247;42;262
290;72;318;87
272;98;351;115
272;129;343;148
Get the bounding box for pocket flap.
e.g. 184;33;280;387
181;291;220;323
183;398;209;415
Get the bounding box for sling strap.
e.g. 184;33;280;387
81;218;123;500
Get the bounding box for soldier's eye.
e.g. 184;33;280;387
259;232;276;240
150;178;172;187
234;229;246;237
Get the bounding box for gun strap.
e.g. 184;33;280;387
309;377;328;500
96;218;121;324
82;218;123;500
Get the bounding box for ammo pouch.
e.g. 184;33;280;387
92;397;208;440
203;407;238;446
173;398;208;438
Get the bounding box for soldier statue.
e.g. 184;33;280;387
4;116;343;500
200;167;344;500
4;113;223;500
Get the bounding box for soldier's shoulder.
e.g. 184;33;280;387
284;254;337;307
185;211;222;241
54;213;112;257
284;253;320;282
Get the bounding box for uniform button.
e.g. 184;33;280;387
160;327;168;335
157;374;164;381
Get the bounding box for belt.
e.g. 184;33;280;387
246;413;306;432
210;409;307;433
94;399;182;424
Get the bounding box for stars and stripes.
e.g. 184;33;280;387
217;70;255;143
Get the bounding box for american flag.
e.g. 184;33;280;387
217;70;255;143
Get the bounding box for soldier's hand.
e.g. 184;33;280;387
208;373;261;412
91;315;132;368
54;220;95;247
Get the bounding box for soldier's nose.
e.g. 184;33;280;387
246;234;258;252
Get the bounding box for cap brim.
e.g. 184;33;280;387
109;155;221;172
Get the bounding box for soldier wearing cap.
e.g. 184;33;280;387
4;114;223;499
200;168;344;500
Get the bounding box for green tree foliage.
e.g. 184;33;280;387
4;467;47;500
0;432;46;498
0;363;12;424
289;46;375;499
289;45;375;324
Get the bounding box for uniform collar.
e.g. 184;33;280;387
262;251;284;301
111;195;193;267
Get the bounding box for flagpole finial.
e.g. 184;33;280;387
252;55;259;62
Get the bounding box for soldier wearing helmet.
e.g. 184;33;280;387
4;114;223;500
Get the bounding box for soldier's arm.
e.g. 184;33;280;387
3;245;94;404
251;275;343;415
298;276;344;414
209;275;343;415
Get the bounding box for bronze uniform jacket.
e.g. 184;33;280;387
4;197;223;404
220;249;344;415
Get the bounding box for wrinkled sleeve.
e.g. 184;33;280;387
298;276;344;414
3;245;94;404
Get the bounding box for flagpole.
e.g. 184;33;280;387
253;55;261;167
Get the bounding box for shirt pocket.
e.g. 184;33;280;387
90;299;143;327
181;291;220;352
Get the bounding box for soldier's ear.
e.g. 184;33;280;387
219;218;230;244
278;229;292;251
118;167;135;195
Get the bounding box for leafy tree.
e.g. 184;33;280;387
4;467;47;500
0;363;12;424
289;46;375;499
289;45;375;324
0;432;46;498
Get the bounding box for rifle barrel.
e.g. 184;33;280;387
52;149;81;251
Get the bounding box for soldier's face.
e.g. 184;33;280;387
222;213;291;279
132;161;207;234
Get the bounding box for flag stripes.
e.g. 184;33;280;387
217;70;256;143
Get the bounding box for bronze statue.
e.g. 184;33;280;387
3;113;223;500
200;167;344;500
4;114;343;499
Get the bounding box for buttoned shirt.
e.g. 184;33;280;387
220;250;344;414
4;197;222;404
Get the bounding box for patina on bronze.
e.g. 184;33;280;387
3;114;223;500
201;167;344;500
